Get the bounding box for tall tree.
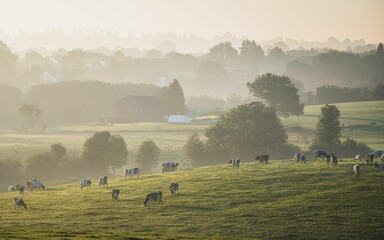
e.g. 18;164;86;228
19;103;42;132
135;140;160;172
184;133;205;167
81;131;128;174
207;42;238;66
160;79;187;115
246;73;304;117
310;104;341;152
205;102;288;162
239;39;265;65
108;134;128;173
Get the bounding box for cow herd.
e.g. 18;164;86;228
8;150;384;210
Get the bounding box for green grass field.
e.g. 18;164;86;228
1;158;384;239
1;100;383;164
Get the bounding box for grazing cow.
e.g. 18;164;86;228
373;163;384;169
325;155;331;165
8;185;15;192
294;153;301;162
80;179;92;190
330;154;338;166
162;162;179;173
14;198;27;210
353;164;361;176
294;153;306;163
169;183;179;195
98;176;108;187
355;154;361;160
374;150;383;158
18;185;26;195
112;189;120;200
27;180;45;191
313;150;328;160
229;159;240;168
255;155;269;164
366;153;374;164
143;191;162;206
124;168;140;178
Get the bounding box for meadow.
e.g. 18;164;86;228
0;100;383;165
1;158;384;239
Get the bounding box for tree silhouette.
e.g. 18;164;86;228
246;73;304;117
135;140;160;172
310;104;341;152
19;103;42;132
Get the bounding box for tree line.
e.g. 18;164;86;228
0;79;187;130
1;40;383;104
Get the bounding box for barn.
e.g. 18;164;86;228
115;96;163;122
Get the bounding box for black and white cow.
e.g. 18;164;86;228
143;191;162;206
124;168;140;178
373;163;384;169
330;154;338;166
255;155;269;164
27;180;45;191
353;164;361;176
162;162;179;173
80;179;92;190
229;159;240;169
169;183;179;195
112;189;120;200
14;198;27;210
294;153;306;163
18;185;26;195
98;176;108;187
366;153;374;164
8;185;15;192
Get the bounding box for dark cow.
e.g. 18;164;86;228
366;153;374;164
162;162;179;173
80;179;91;190
330;154;338;166
14;198;27;210
124;168;140;178
98;176;108;187
143;191;162;206
313;150;328;160
169;183;179;195
229;159;240;169
112;189;120;200
255;155;269;164
325;155;331;165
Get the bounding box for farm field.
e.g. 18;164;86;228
0;100;383;164
1;158;384;239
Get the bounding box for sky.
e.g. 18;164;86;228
0;0;383;43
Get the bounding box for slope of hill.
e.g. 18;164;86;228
1;158;384;239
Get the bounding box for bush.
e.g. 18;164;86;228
337;138;372;158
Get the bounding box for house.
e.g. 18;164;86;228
115;95;163;122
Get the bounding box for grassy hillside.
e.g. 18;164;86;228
1;158;384;239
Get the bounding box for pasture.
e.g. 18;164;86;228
1;158;384;239
0;100;383;165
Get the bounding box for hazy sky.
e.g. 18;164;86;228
0;0;383;42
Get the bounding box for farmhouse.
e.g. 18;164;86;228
115;95;163;122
